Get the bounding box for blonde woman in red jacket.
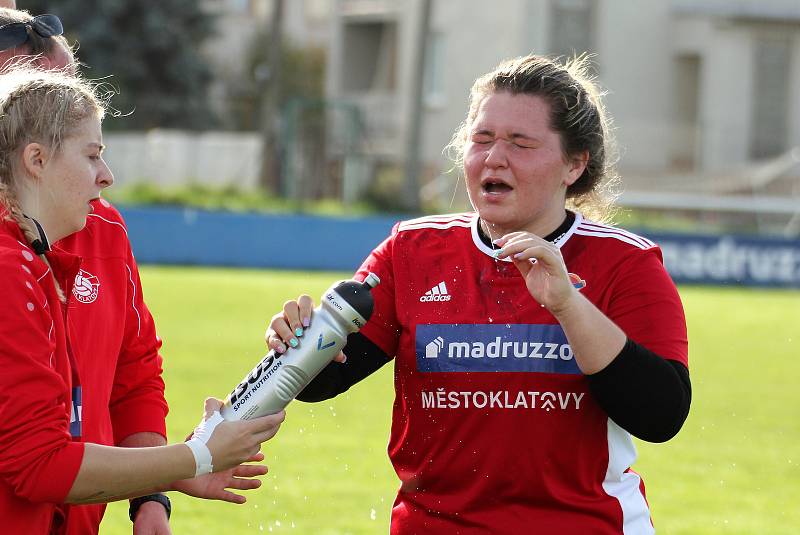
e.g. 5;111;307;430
0;67;285;535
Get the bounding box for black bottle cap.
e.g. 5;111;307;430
332;272;380;320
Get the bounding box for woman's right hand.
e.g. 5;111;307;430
265;296;346;362
265;295;315;354
193;398;285;473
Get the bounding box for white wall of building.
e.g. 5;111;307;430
104;131;262;189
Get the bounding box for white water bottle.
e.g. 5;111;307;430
221;273;381;420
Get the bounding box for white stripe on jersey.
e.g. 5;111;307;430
575;222;655;250
88;213;130;237
126;264;142;336
398;213;474;232
602;419;654;535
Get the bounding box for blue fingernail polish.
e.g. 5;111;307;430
302;317;310;327
295;327;304;337
289;338;299;348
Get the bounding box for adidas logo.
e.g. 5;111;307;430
420;281;452;302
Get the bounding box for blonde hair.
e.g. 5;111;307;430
0;66;107;300
445;54;620;222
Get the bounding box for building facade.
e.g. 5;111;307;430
326;0;800;195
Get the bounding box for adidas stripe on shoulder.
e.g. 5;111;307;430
398;213;473;233
574;221;656;250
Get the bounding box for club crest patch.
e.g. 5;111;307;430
568;273;587;290
73;269;100;303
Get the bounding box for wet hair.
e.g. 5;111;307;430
446;54;619;221
0;66;106;300
0;8;74;67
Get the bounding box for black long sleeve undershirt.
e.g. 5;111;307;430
295;332;392;402
587;338;691;442
296;333;691;443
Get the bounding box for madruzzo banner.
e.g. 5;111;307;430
120;207;800;288
657;234;800;288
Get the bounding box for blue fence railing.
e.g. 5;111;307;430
119;206;800;288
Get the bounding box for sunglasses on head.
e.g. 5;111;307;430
0;14;63;52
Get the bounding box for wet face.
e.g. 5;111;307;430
37;115;113;239
463;91;587;238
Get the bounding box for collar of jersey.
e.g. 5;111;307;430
470;212;583;260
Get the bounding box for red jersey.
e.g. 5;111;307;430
56;199;169;534
355;212;688;535
0;214;86;535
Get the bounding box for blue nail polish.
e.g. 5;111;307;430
302;317;310;327
295;327;304;337
289;338;299;348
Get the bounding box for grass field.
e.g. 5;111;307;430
98;267;800;534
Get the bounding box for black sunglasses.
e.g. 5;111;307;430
0;14;63;52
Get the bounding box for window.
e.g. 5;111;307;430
750;34;792;159
341;21;398;93
671;54;701;170
549;0;595;58
424;32;446;105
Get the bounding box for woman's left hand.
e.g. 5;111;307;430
494;232;577;315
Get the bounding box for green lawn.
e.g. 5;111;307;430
98;267;799;534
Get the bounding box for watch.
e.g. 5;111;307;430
129;493;171;522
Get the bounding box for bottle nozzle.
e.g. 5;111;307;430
363;272;381;289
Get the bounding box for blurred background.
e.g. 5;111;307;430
22;0;800;240
19;0;799;287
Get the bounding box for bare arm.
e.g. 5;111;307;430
0;1;16;8
496;233;625;374
66;402;284;504
66;443;194;504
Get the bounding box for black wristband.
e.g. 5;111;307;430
129;493;171;522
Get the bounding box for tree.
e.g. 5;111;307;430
24;0;216;130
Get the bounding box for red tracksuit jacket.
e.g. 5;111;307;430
58;200;169;534
0;201;169;534
0;213;86;534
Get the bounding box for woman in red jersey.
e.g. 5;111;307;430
0;67;284;535
269;55;690;534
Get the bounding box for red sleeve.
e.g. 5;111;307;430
355;223;401;357
0;256;85;502
107;218;169;444
606;246;689;367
